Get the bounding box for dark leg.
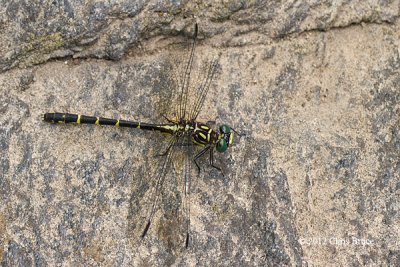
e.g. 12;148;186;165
210;148;224;176
162;114;177;123
232;127;245;137
193;146;210;174
154;138;175;157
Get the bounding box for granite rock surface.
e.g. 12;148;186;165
1;1;399;266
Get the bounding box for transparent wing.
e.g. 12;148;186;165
181;132;194;247
178;23;198;121
190;58;219;121
139;135;179;240
133;23;219;250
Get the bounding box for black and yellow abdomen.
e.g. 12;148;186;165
43;112;178;134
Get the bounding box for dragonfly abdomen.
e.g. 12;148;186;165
43;112;178;134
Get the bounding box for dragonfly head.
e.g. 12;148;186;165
216;124;234;153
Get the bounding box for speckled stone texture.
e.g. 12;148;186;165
1;1;399;266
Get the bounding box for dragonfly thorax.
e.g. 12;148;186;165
190;122;234;153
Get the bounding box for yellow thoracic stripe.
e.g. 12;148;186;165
207;128;212;141
115;120;120;127
95;117;100;125
137;122;140;129
192;139;205;147
77;114;81;124
199;132;206;140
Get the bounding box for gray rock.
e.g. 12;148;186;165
1;1;399;266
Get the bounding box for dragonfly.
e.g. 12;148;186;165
43;24;236;248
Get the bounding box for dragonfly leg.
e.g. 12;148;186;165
232;127;245;137
161;114;178;124
210;148;224;176
193;146;210;174
154;138;175;157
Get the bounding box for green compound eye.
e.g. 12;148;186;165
216;138;228;153
219;124;231;134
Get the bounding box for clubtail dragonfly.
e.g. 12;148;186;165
43;24;236;247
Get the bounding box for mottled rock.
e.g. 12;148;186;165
1;1;399;266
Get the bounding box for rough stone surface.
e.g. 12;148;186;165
1;1;400;266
